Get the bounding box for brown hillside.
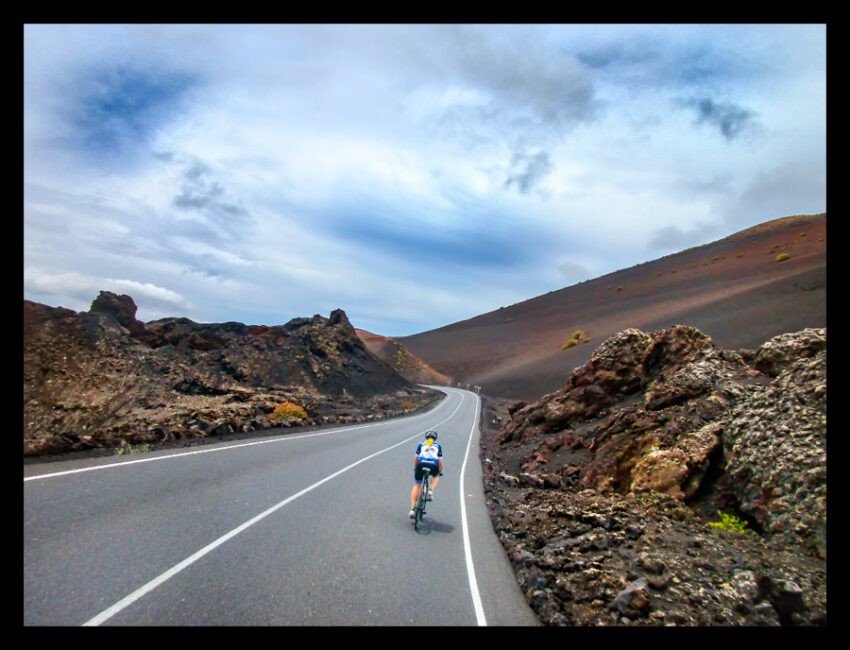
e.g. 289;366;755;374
355;328;452;386
400;213;826;401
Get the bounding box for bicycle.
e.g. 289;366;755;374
413;466;431;530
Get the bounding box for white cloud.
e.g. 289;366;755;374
23;24;826;335
24;268;192;320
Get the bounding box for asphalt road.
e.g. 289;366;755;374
23;387;539;626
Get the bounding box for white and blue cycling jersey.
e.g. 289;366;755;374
415;439;442;464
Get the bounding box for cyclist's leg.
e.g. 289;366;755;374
427;462;440;498
410;462;424;512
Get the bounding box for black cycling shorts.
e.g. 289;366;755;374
414;460;440;483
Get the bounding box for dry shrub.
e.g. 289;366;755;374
562;329;591;350
269;401;307;421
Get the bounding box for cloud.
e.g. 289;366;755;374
65;64;197;165
171;159;251;230
647;222;725;255
504;151;553;194
728;162;827;225
457;34;597;130
24;268;191;320
683;97;759;140
411;26;600;152
103;280;192;317
558;260;592;285
23;24;826;336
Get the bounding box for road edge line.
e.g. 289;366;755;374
458;389;487;626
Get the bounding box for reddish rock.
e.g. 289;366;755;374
480;325;826;626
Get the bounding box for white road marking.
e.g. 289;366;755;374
458;389;488;626
25;392;454;482
81;392;467;626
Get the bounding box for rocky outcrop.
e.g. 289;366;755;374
722;331;826;559
481;325;826;626
23;292;440;457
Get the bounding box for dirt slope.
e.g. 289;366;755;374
355;328;452;386
400;213;826;401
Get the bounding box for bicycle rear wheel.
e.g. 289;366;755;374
414;471;430;530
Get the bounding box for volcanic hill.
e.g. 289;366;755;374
23;293;440;458
399;213;826;402
355;328;452;386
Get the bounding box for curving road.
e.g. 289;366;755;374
24;387;539;626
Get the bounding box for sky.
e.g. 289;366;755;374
23;23;827;337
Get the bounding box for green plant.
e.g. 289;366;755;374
115;442;152;456
708;510;750;533
562;328;590;350
775;252;791;262
269;401;307;421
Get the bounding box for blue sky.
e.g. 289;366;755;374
23;24;826;336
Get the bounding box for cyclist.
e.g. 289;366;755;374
409;430;443;519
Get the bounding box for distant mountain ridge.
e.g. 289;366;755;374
400;213;826;401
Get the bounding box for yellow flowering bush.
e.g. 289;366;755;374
562;329;591;350
269;401;307;422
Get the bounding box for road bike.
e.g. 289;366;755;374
413;466;431;531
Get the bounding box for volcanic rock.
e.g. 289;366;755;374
23;292;440;458
480;324;827;626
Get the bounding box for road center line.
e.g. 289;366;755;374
82;391;466;626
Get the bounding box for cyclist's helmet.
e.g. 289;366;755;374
424;430;438;441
